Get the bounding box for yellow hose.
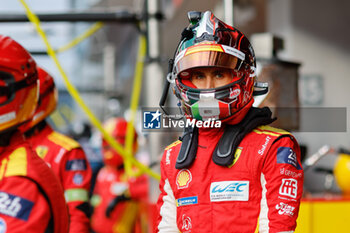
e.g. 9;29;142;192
56;22;104;53
124;35;146;178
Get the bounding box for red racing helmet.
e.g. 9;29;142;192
102;117;138;167
28;66;58;129
0;35;39;132
171;11;258;124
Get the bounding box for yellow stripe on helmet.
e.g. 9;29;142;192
185;44;224;56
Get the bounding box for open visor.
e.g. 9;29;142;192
174;44;246;76
0;70;37;105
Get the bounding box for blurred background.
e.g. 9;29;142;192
1;0;350;232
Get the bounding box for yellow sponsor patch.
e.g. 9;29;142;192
35;146;49;159
5;147;27;178
0;159;8;180
48;131;80;150
176;169;192;189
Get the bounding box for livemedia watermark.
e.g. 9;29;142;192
142;108;221;132
141;107;347;133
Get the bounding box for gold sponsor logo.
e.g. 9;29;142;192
176;169;192;189
35;146;48;159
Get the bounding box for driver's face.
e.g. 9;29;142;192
189;67;233;89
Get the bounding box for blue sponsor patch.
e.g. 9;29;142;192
73;173;84;185
277;147;302;170
0;192;34;221
66;159;87;171
176;196;198;207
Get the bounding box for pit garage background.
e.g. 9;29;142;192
1;0;349;232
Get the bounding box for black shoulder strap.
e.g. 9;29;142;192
212;107;276;166
175;107;276;169
175;126;198;169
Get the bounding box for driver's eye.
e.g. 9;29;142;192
191;72;205;80
214;72;224;78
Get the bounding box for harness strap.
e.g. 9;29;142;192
175;126;198;169
213;107;276;166
175;107;276;169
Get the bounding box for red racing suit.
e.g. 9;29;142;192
0;132;69;233
156;125;304;233
91;166;149;233
27;123;92;233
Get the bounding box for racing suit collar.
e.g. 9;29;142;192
0;130;25;154
197;125;224;136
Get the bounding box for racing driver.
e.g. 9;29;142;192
155;11;304;233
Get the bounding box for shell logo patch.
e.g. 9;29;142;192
35;146;49;159
176;169;192;189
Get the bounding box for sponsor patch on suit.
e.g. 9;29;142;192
176;196;198;207
66;159;87;171
210;181;249;202
0;192;34;221
277;147;302;170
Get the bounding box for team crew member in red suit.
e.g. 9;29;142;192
0;35;69;233
91;117;149;233
25;67;92;233
156;11;304;233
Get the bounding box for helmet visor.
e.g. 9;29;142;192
174;44;245;76
0;70;38;106
0;71;15;105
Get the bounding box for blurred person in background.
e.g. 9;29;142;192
24;66;92;232
0;35;69;232
91;117;149;233
69;121;105;195
155;11;304;232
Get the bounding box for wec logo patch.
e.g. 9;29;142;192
210;181;249;202
0;192;34;221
